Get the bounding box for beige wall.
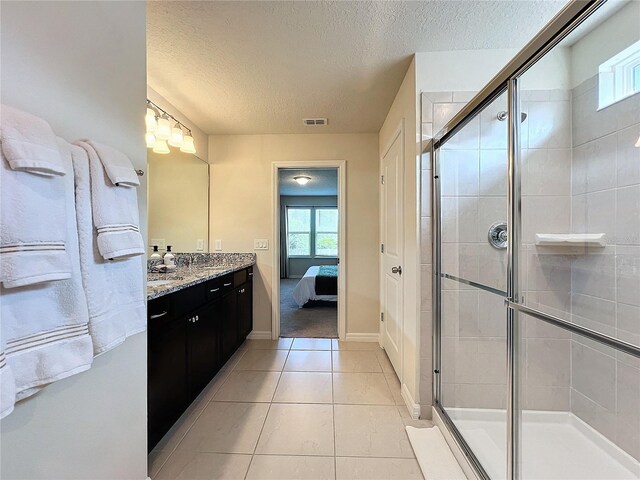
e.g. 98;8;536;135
1;1;147;479
379;57;421;412
148;150;209;253
208;133;380;337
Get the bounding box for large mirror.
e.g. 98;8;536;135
147;150;209;253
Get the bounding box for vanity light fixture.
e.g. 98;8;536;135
293;175;311;185
145;108;157;133
145;132;156;149
152;138;170;154
180;134;196;154
155;116;171;141
146;99;197;155
168;122;184;148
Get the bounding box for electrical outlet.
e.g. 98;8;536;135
254;239;269;250
214;239;222;251
196;239;204;251
151;238;166;251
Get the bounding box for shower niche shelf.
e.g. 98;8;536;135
535;233;607;248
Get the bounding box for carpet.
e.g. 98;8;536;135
280;278;337;338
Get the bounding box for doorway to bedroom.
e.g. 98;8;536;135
274;165;344;339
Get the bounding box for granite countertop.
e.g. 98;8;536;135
147;253;256;300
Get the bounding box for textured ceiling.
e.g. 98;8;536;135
147;0;566;135
279;168;338;196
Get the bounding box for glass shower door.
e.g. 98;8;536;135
438;91;510;480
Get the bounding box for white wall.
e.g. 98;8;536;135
379;57;421;413
1;2;147;478
208;134;379;338
570;1;640;89
415;49;519;94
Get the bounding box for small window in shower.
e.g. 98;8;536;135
598;39;640;109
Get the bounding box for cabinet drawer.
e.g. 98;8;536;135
172;282;206;318
148;296;171;328
233;268;248;287
206;273;234;301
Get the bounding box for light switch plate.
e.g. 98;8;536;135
254;239;269;250
214;239;222;251
151;238;166;251
196;239;204;251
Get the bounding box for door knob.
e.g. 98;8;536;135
391;266;402;275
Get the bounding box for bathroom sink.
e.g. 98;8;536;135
147;280;174;287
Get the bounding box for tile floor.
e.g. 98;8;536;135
149;338;434;480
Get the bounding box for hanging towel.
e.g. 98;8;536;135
75;141;144;260
0;108;72;288
82;139;140;187
0;138;94;401
71;144;145;355
0;343;16;419
0;104;67;176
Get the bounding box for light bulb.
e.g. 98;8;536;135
145;132;156;148
168;125;184;148
155;117;171;140
294;175;311;185
180;134;196;154
145;108;157;133
152;138;170;154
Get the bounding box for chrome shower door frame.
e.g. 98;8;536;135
429;1;640;479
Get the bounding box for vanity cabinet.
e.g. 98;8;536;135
147;266;253;452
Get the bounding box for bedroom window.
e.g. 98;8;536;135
315;208;338;257
287;208;311;256
286;206;338;258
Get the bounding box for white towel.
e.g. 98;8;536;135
0;104;66;176
75;141;144;260
0;345;16;419
83;139;140;187
0;138;94;402
71;145;145;355
0;109;72;288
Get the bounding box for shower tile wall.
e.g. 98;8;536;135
519;89;573;413
568;76;640;461
421;91;510;414
423;82;639;461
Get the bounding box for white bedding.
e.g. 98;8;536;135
291;265;338;307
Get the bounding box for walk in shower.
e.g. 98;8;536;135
429;1;640;479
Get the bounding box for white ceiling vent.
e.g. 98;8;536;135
303;118;328;126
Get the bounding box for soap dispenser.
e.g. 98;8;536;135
163;245;175;266
149;245;161;260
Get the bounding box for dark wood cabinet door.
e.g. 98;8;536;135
187;304;221;401
219;292;237;363
236;280;253;343
148;314;188;452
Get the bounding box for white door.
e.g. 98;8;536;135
380;127;403;376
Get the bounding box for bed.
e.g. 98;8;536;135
291;265;338;307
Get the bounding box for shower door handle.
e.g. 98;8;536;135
391;266;402;275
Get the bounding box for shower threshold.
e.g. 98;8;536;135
446;407;639;480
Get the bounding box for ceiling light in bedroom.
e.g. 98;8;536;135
294;175;311;185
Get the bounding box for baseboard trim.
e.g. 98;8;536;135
247;330;272;340
401;383;421;419
345;333;380;342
